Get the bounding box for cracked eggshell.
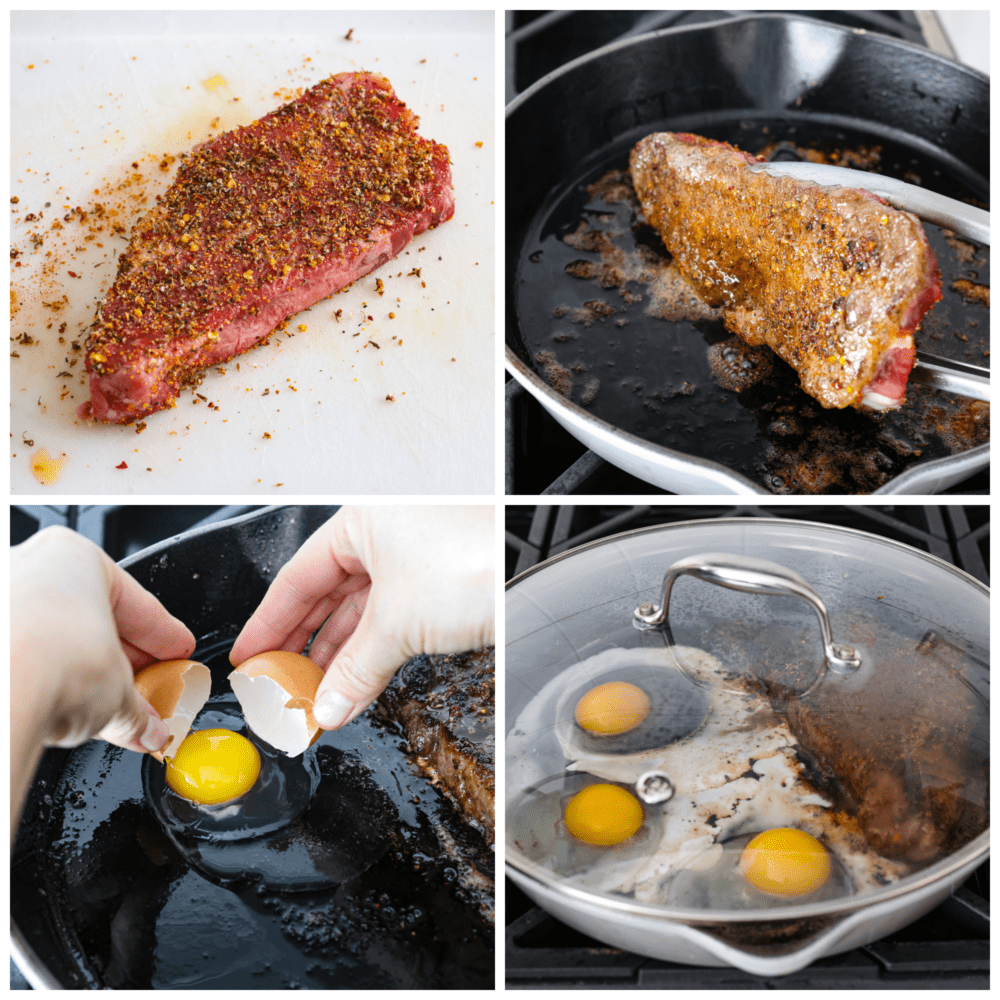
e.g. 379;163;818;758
228;651;325;756
134;659;212;762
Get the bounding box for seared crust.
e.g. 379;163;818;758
630;132;941;409
378;647;494;845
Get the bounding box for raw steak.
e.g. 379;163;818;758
630;132;942;410
378;647;494;846
82;72;454;423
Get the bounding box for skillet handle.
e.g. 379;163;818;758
633;552;860;674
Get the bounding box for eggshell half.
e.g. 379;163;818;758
229;651;325;757
134;659;211;761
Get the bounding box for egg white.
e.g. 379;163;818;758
512;645;911;907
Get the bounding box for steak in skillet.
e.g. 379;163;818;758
82;72;454;423
629;132;942;410
378;647;494;846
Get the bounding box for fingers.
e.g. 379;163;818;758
307;582;370;668
229;511;366;665
98;689;170;754
312;609;403;730
100;552;196;668
13;526;189;754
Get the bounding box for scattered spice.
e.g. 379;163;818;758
385;394;395;401
116;460;128;469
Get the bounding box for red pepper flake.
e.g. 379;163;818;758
263;432;271;439
116;461;128;469
385;394;395;401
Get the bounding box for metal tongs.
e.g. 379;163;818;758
748;161;990;403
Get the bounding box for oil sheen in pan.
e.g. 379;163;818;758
514;119;989;495
24;641;493;989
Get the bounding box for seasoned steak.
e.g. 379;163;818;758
82;72;454;423
630;132;942;410
378;647;494;846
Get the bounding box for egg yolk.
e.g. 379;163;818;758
739;827;831;897
575;681;651;736
564;783;644;845
165;728;261;805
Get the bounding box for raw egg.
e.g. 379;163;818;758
575;681;651;736
165;728;261;805
134;659;211;761
564;783;644;845
229;651;326;756
739;827;831;897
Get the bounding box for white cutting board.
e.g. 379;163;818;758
11;11;494;495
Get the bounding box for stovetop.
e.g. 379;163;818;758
504;505;989;988
505;10;989;496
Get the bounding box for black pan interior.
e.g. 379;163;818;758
11;507;493;989
507;16;989;494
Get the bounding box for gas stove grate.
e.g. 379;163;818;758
505;504;989;988
12;505;265;559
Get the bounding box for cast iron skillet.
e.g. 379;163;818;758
506;14;990;495
11;506;493;989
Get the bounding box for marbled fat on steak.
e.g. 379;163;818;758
630;133;941;410
82;72;454;423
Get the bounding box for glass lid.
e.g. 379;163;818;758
506;519;989;918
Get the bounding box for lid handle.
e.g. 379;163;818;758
633;552;861;674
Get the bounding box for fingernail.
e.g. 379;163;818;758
313;689;354;729
140;714;169;752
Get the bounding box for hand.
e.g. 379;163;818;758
11;526;196;833
230;505;494;729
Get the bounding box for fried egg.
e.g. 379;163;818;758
509;644;912;910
